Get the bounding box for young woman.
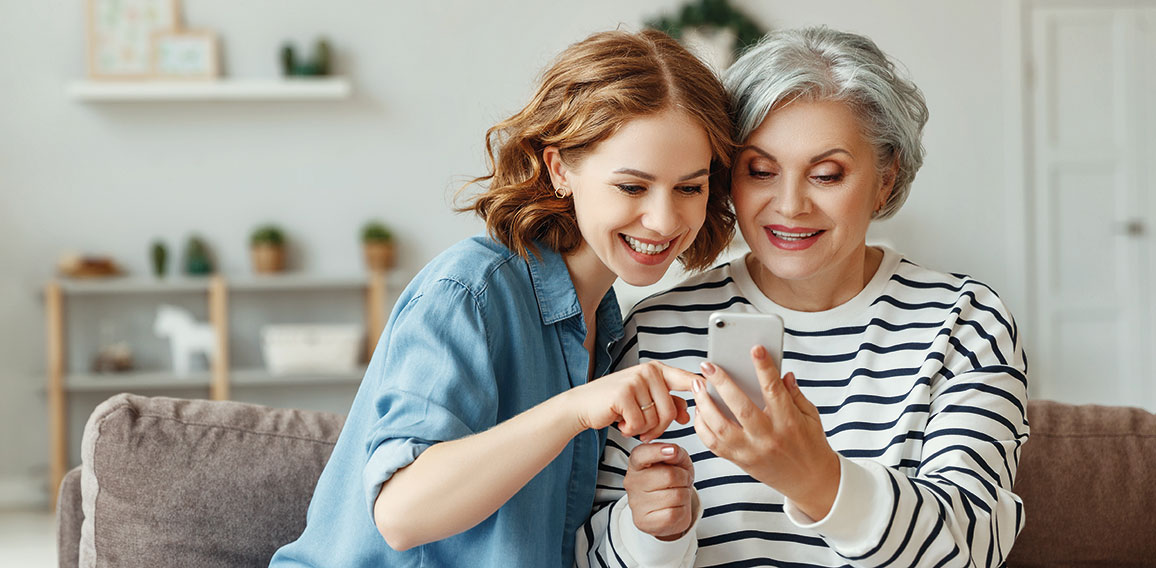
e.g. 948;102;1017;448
270;29;736;568
580;27;1028;567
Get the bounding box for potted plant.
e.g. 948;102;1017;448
250;224;287;274
361;220;395;271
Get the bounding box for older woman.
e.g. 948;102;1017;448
578;27;1028;567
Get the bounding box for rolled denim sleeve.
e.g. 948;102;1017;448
360;279;499;514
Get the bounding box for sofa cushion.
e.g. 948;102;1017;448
57;466;83;568
78;393;345;568
1009;400;1156;566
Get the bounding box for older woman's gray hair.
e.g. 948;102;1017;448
724;27;929;219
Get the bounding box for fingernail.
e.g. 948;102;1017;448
752;345;766;359
699;361;716;375
661;446;675;456
692;378;703;393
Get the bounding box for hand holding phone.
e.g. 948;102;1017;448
705;312;785;421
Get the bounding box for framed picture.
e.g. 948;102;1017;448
152;31;220;79
86;0;180;79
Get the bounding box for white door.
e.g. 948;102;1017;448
1029;3;1155;409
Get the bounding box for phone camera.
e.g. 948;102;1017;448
715;320;725;328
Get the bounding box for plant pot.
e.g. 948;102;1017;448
363;242;395;271
251;244;286;274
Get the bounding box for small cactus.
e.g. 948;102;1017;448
150;240;168;278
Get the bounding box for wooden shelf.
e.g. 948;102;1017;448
231;367;366;387
65;371;211;392
62;367;366;392
53;273;394;295
68;77;352;102
44;270;392;507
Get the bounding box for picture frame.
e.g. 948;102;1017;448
152;31;220;79
86;0;181;79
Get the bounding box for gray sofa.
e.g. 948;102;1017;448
58;393;1156;567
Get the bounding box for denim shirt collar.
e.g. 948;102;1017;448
524;242;624;344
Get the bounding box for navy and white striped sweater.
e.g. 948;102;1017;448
578;248;1029;568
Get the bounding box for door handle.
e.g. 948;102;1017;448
1122;219;1146;237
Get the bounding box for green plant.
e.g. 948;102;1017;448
646;0;765;54
361;220;393;243
150;240;168;278
251;225;286;247
184;236;214;275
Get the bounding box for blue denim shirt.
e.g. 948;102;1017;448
270;235;623;568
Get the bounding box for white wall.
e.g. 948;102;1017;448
0;0;1018;507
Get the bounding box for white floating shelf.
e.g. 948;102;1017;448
68;77;352;101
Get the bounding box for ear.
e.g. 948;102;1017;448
542;146;570;192
876;158;899;212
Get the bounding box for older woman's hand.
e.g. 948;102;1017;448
692;346;841;521
622;443;698;541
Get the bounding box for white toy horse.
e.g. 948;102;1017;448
154;304;216;377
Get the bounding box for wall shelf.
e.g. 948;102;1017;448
67;77;352;102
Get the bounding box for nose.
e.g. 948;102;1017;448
641;191;681;236
775;175;810;218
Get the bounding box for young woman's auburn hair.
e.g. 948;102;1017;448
459;29;735;271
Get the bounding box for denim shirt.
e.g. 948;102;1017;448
270;235;623;568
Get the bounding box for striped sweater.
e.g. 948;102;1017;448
578;248;1029;568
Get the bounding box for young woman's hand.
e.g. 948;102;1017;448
692;346;841;521
568;362;696;442
623;443;698;540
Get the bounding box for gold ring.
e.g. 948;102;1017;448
639;401;656;412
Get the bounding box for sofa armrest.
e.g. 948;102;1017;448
1009;400;1156;566
78;393;345;568
57;466;83;568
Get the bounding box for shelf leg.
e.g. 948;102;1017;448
367;271;388;362
46;282;66;510
209;275;230;401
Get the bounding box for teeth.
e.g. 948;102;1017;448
771;229;820;241
623;235;672;255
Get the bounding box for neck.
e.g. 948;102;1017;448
563;244;617;330
749;245;882;312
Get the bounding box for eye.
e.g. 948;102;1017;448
747;168;777;181
615;184;645;195
675;184;704;196
810;163;844;185
745;158;778;181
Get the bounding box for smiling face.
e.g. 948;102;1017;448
547;108;713;287
732;100;895;302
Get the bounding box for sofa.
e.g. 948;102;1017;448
57;393;1156;567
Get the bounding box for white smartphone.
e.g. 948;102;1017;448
705;311;785;421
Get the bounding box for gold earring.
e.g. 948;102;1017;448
554;186;568;199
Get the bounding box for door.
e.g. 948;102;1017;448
1029;3;1155;409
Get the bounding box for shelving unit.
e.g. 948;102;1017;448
67;77;352;102
43;271;390;505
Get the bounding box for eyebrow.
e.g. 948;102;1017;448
741;146;853;163
613;168;711;182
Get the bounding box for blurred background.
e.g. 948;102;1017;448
0;0;1152;515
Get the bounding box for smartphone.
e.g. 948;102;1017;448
705;311;785;421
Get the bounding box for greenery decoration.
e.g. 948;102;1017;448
280;38;332;77
361;220;393;243
646;0;765;55
150;240;168;278
184;236;214;275
250;224;286;247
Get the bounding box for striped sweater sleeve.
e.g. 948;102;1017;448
576;317;699;568
788;281;1029;567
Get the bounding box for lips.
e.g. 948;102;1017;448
619;234;676;265
765;225;824;250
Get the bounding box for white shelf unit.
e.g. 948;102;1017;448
44;271;391;503
67;77;352;102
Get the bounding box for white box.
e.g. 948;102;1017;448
261;324;362;375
